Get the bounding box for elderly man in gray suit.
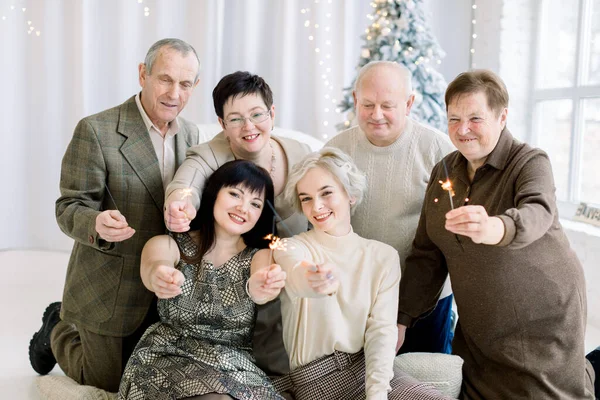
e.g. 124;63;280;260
28;38;201;392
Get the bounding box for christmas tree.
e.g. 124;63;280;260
336;0;448;132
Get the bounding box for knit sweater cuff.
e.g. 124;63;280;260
496;215;515;247
397;312;413;327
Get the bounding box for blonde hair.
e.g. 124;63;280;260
284;147;367;215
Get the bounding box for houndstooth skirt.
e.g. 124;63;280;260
273;350;454;400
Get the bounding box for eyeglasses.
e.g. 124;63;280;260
224;110;271;128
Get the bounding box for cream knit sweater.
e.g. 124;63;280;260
326;118;455;297
274;228;400;399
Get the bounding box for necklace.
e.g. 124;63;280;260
268;140;276;177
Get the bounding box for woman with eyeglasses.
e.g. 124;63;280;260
164;71;312;377
165;71;311;238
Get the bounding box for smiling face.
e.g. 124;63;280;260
353;64;415;147
447;91;508;171
138;46;199;134
296;166;352;237
220;93;275;158
213;185;265;237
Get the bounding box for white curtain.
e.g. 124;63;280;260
0;0;373;251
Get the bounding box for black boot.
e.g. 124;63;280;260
29;302;61;375
586;346;600;399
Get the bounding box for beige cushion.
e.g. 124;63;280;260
196;123;323;151
36;375;117;400
394;352;463;399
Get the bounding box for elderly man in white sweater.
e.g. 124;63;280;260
326;61;455;355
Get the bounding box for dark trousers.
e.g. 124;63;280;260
399;294;454;355
50;302;158;392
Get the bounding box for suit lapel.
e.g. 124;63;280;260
117;97;165;213
174;123;194;167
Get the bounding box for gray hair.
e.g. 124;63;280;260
354;61;413;99
144;38;201;82
284;147;367;215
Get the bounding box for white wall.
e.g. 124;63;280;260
424;0;472;82
0;0;372;252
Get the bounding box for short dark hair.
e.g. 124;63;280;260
445;69;509;116
212;71;274;119
179;160;275;265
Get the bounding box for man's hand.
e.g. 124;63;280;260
248;264;287;304
164;199;196;232
95;210;135;242
396;324;407;354
148;263;185;299
445;205;504;245
301;260;339;296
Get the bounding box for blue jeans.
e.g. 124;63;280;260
399;294;454;354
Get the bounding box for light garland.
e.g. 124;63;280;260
301;0;336;139
137;0;150;17
337;0;445;130
1;3;40;36
470;0;477;68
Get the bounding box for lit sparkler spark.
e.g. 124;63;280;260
264;233;289;264
179;186;194;220
180;188;193;200
438;179;455;209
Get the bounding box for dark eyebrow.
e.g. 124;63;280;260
225;107;267;119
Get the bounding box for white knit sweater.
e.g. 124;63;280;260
274;228;400;399
326;118;455;298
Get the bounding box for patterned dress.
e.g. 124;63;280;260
119;233;283;400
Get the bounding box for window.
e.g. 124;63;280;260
531;0;600;206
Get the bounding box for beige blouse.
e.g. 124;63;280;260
165;132;311;237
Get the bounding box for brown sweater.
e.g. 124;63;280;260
398;129;595;399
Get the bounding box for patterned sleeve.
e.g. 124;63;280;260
55;118;112;250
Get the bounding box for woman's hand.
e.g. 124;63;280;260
445;205;505;245
248;264;287;304
300;260;339;296
164;196;196;232
148;263;185;299
396;324;407;354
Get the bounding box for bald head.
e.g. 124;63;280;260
351;61;415;147
354;61;413;99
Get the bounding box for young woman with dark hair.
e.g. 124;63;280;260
119;160;286;400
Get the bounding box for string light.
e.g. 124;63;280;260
2;4;41;36
302;1;336;138
337;0;445;131
470;0;477;68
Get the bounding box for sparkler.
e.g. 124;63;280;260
263;199;294;265
104;185;120;212
439;159;455;209
264;233;289;265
